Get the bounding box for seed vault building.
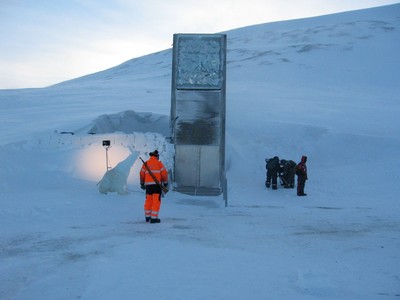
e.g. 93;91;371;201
170;33;227;197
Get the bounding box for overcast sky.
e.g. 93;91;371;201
0;0;398;89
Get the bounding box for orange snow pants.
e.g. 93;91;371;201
144;193;161;219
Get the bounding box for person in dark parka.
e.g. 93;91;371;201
265;156;280;190
296;155;308;196
280;159;296;188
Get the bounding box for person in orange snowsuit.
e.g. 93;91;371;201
140;150;168;223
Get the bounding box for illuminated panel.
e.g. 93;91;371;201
176;35;224;89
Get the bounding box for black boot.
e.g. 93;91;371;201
145;217;151;222
150;218;161;223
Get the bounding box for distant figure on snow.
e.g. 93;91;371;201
279;159;296;188
295;155;308;196
265;156;280;190
140;150;169;223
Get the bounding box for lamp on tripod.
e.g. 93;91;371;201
102;140;111;171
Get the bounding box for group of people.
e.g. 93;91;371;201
265;155;308;196
138;150;308;225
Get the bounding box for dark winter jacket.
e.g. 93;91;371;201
296;156;308;180
266;156;280;172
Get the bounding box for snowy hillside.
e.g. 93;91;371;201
1;4;400;300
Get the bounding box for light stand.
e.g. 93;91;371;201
102;140;111;171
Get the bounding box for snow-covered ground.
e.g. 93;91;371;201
1;4;400;299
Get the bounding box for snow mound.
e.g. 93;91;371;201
83;110;170;137
13;120;174;184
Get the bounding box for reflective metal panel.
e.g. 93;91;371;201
174;145;198;186
199;146;220;186
175;90;221;145
174;145;220;188
176;35;224;89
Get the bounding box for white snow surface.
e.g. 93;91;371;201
1;4;400;299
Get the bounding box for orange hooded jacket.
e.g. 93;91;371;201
140;156;168;186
